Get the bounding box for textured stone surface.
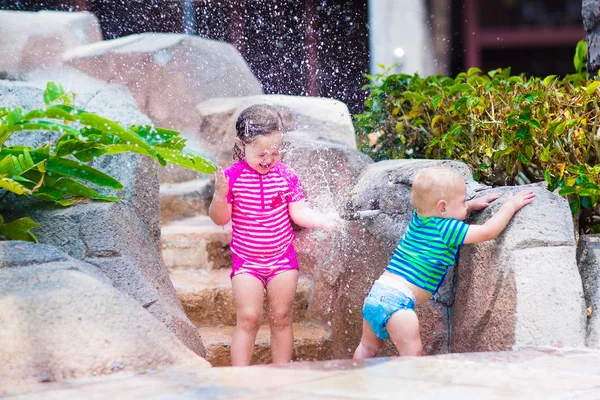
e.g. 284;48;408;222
583;0;600;76
4;348;600;399
161;215;232;271
0;10;102;77
170;269;311;327
197;95;358;163
577;234;600;348
0;242;209;393
199;323;331;367
0;79;205;357
308;159;585;359
159;178;214;224
452;186;586;352
64;33;262;138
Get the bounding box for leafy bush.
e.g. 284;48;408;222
355;41;599;233
0;82;216;241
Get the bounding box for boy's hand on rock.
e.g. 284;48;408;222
214;167;229;197
506;190;536;212
468;193;501;211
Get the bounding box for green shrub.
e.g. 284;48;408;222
355;41;600;234
0;82;216;242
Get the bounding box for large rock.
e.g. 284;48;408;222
321;159;478;359
0;241;209;392
197;95;358;163
577;234;600;348
0;79;206;357
451;186;587;352
310;159;586;359
63;33;263;138
0;10;102;77
583;0;600;76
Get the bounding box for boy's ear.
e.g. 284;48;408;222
436;199;447;216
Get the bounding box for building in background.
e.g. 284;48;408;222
452;0;585;77
0;0;586;113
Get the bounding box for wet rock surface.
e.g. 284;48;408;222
0;242;209;394
4;348;600;399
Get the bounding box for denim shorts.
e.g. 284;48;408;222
362;278;416;340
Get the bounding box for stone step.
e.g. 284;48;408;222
160;178;214;224
199;323;332;367
170;269;312;327
161;215;231;271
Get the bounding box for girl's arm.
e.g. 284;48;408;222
463;190;535;244
209;167;233;226
288;200;340;229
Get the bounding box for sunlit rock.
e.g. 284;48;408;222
577;234;600;348
197;95;357;164
452;186;586;351
0;10;102;77
0;241;209;392
63;33;263;139
310;159;586;359
0;79;207;358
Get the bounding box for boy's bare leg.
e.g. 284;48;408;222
386;310;422;356
353;319;384;360
266;269;299;364
231;274;265;366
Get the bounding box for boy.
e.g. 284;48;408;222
353;167;536;358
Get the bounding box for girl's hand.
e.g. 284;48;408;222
214;167;230;198
467;193;501;213
321;212;344;231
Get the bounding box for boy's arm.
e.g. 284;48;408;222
288;200;341;229
209;167;233;226
463;190;535;244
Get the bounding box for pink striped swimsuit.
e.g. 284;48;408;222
224;160;305;285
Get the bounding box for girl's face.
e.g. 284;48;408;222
242;132;284;174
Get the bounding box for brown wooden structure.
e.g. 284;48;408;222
457;0;585;76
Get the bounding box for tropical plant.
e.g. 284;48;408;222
0;82;216;242
355;40;600;233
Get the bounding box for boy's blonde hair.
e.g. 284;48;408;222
411;167;464;214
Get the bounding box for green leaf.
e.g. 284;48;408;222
559;186;577;196
5;108;24;126
585;81;600;95
45;156;123;190
540;145;550;162
0;177;31;195
543;75;557;86
0;217;39;242
75;112;166;166
43;82;67;105
569;195;581;215
467;67;482;77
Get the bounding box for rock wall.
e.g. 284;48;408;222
0;79;206;357
577;234;600;348
0;242;209;393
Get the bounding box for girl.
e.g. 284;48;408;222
209;104;340;366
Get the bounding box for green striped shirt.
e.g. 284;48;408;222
386;212;470;294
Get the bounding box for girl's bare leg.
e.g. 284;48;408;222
385;310;422;356
353;319;384;360
266;269;299;364
231;274;265;366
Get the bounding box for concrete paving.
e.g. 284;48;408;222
3;347;600;399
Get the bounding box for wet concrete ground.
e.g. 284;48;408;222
4;347;600;399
